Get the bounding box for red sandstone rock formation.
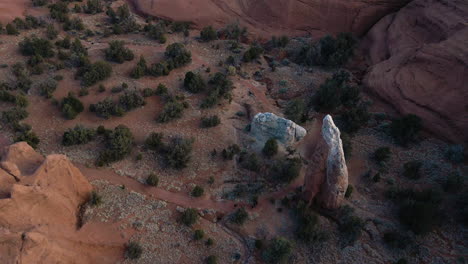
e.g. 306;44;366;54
303;115;348;209
0;142;119;264
128;0;410;37
363;0;468;143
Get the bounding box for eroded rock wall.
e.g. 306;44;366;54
128;0;410;37
363;0;468;143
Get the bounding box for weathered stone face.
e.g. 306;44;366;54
250;112;307;149
319;115;348;209
303;115;348;209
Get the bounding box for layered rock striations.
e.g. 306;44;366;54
128;0;410;37
303;115;348;209
363;0;468;143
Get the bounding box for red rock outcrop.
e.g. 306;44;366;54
303;115;348;209
0;142;119;264
128;0;410;37
363;0;468;143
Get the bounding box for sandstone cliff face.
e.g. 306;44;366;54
303;115;348;209
363;0;468;143
128;0;410;37
0;142;116;264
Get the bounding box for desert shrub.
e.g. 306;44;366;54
157;100;185;123
107;4;139;34
13;16;44;30
1;107;28;124
318;33;356;67
262;237;293;264
389;114;422;146
118;91;145;111
271;36;289;48
56;36;71;49
84;0;103;14
97;125;134;166
111;15;140;35
73;4;82;13
270;157;302;183
206;238;214;246
141;88;154;97
345;185;353;199
71;38;87;56
194;229;204;240
89;98;124;119
0;90;16;103
263;138;278;158
338;206;364;245
63;17;84;31
79;61;112;86
145;132;164;151
243;45;264;62
200;26;217;42
297;33;356;67
165;43;192;68
147;61;170;77
403;161;422;179
444;171;464;192
49;2;69;22
14;130;40;149
19;36;55;58
181;208;198;226
170;21;190;33
373;147;391;165
295;202;327;242
146;173;159;186
125;242;142;260
6;23;19;35
38;78;58;98
130;56;147;79
284;99;306;124
62;125;96;146
240;152;261;172
107;4;130;24
15;95;28;107
32;0;48;7
104;40;134;63
201;115;220;128
89;190;102;206
191;186;204;197
184;71;205;93
383;231;410;249
163;137;194;169
445;144;464;163
218;23;247;41
147;23;167;43
231;207;248;225
373;172;381;183
339;102;370;134
60;93;84;119
111;82;128;94
201;72;233;108
206;255;217;264
222;144;241;160
389;188;442;234
313;71;359;113
45;24;58;40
